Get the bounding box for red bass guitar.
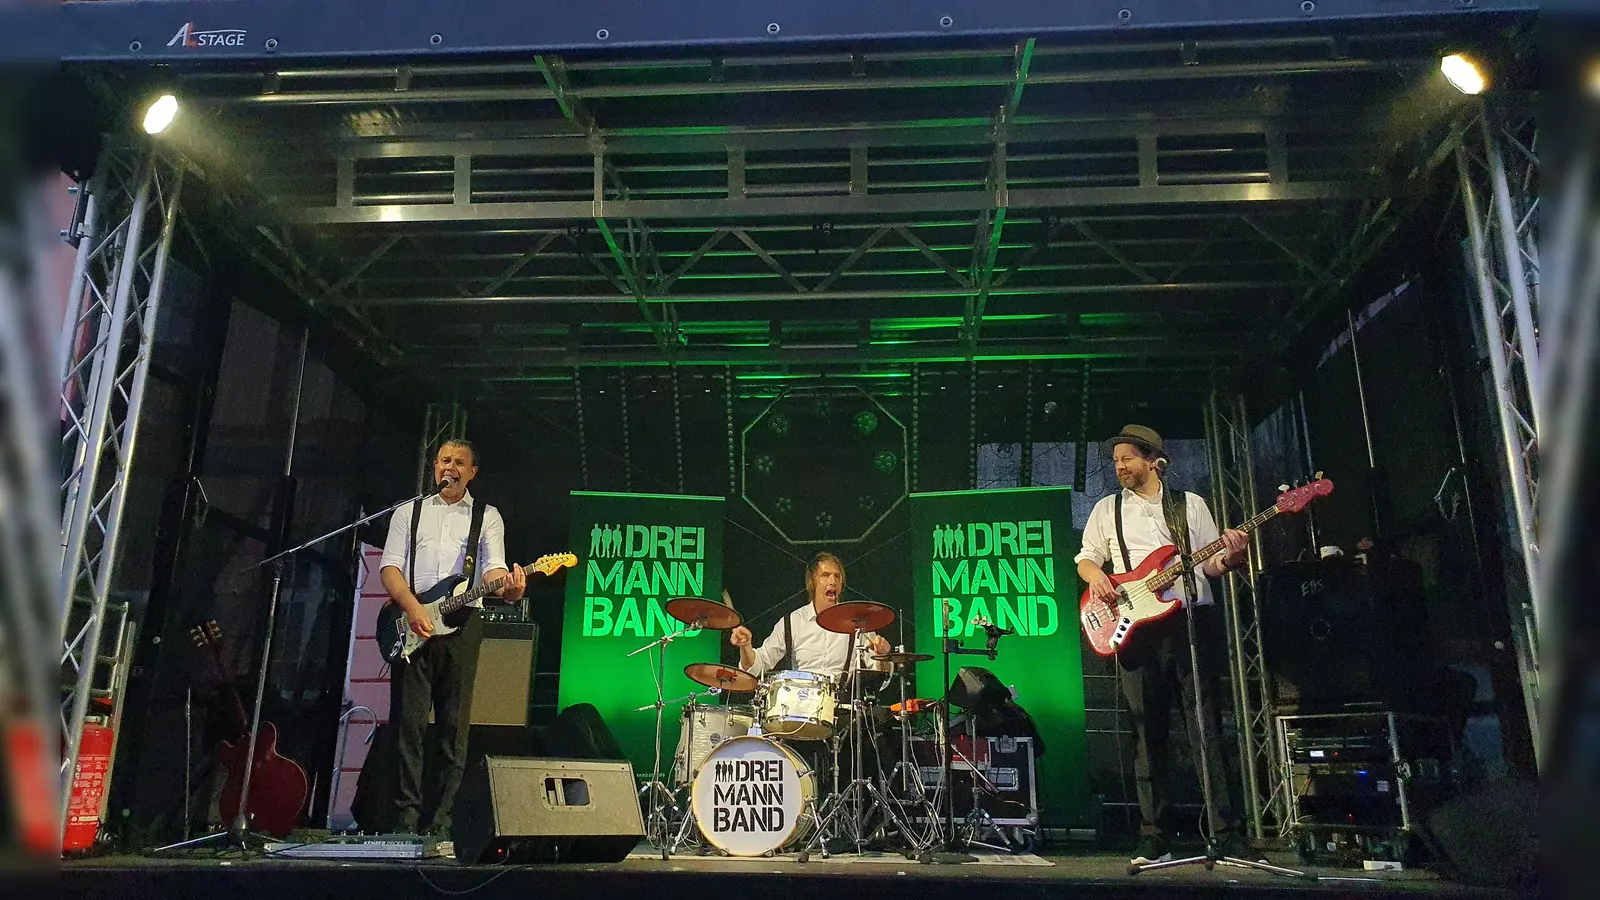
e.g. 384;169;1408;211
191;621;309;836
1079;479;1334;656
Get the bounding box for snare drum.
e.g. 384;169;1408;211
692;735;816;856
757;670;837;740
673;703;755;785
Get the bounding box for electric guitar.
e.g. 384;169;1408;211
190;621;309;837
376;552;577;664
1080;479;1334;656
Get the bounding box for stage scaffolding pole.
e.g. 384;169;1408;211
1454;105;1541;768
1204;391;1284;842
417;401;468;493
57;146;185;844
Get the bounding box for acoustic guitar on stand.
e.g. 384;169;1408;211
190;621;309;837
375;552;577;665
1080;478;1334;656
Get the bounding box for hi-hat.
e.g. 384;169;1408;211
665;596;743;631
683;662;759;693
816;600;896;634
873;651;933;667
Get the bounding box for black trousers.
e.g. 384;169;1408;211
389;611;484;834
1116;604;1236;837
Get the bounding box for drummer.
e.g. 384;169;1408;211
729;551;892;680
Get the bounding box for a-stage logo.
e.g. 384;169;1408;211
582;522;709;637
167;23;249;48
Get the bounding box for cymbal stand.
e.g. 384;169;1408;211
808;631;908;856
628;618;695;859
661;684;723;853
873;667;940;853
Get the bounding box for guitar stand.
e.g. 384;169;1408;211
154;559;294;856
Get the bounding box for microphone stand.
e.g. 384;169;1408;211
1130;543;1305;880
155;484;447;854
935;607;1010;858
630;619;696;858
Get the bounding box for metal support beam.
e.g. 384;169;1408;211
1205;391;1284;842
417;402;468;492
1456;108;1541;766
58;148;185;842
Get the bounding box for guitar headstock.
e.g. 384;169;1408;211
1275;478;1334;514
531;552;578;576
190;620;223;649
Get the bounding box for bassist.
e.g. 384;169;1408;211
1073;425;1249;865
379;438;526;847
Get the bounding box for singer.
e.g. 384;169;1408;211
378;437;527;853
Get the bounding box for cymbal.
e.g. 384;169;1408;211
873;651;934;666
816;600;896;634
665;596;742;630
683;662;759;693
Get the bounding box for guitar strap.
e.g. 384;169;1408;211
405;495;489;593
1113;493;1133;573
407;498;424;594
461;497;488;589
1160;486;1202;607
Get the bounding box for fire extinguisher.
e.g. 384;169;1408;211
63;719;114;853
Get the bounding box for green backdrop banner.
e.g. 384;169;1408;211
910;486;1092;828
559;491;725;780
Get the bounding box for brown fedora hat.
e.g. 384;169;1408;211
1105;424;1166;458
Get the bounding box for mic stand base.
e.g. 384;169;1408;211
1132;846;1311;880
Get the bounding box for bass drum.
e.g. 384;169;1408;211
692;736;815;857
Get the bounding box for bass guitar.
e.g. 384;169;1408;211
376;551;577;665
1080;479;1333;656
190;621;309;837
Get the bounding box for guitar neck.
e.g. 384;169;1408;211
436;574;509;617
204;642;251;735
1151;506;1281;591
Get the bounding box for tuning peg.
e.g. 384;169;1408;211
1278;484;1290;492
1315;470;1324;480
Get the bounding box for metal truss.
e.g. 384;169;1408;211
57;147;185;838
1205;391;1285;841
417;402;469;492
1455;104;1541;765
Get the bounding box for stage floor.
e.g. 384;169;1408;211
61;844;1517;900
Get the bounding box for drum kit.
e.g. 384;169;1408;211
631;594;947;860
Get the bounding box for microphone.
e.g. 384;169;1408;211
434;474;459;494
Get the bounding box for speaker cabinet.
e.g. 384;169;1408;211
454;757;643;864
1260;554;1430;711
470;622;539;726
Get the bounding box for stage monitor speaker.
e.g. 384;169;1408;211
1259;554;1430;710
1418;779;1537;888
546;703;626;760
454;757;643;864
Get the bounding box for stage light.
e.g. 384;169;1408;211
143;94;180;134
1588;58;1600;97
1440;54;1487;96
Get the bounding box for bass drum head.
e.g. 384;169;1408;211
691;735;815;857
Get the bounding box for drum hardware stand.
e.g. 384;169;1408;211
807;633;907;857
628;618;698;859
862;668;940;857
952;712;1011;853
1130;557;1305;880
662;684;722;854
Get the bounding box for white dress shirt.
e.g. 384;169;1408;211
746;602;885;680
1073;485;1222;607
380;491;507;608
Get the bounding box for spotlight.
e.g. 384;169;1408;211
1440;54;1487;96
143;94;180;134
